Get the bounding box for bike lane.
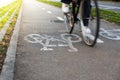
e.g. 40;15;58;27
14;0;120;80
98;1;120;12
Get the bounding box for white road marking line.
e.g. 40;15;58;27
35;4;42;8
47;11;52;14
38;5;41;7
57;17;64;21
42;8;45;10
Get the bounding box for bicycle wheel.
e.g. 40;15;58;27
79;0;100;47
64;12;74;34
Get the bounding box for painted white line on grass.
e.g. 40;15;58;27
47;11;52;14
57;17;64;21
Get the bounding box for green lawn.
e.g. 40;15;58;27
0;0;22;54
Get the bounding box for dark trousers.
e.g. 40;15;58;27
82;0;91;26
61;0;72;4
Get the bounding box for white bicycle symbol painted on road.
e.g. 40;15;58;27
24;33;82;52
100;28;120;40
24;28;120;52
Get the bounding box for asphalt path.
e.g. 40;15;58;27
14;0;120;80
98;1;120;12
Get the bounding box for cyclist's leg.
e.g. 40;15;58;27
81;0;92;34
83;0;91;26
61;0;71;4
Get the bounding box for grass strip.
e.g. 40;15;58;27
0;1;19;29
38;0;61;7
38;0;120;25
0;0;22;73
100;9;120;25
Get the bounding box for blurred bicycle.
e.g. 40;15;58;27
62;0;100;47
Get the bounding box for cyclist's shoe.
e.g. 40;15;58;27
83;26;91;34
62;3;69;13
85;27;91;34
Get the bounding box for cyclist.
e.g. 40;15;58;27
61;0;91;33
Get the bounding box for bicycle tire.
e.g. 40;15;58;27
79;0;100;47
